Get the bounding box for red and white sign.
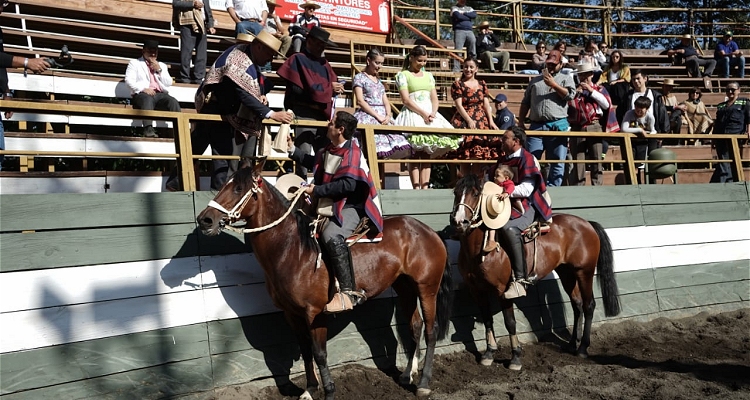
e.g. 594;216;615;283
277;0;391;34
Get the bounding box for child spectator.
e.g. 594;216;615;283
483;165;524;253
621;96;656;172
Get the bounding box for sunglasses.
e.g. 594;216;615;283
726;88;738;93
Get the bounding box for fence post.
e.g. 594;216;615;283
620;133;638;185
363;126;381;189
175;114;196;192
729;137;745;182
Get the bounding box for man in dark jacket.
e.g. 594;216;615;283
476;21;510;73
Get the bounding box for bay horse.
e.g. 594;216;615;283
450;173;621;370
196;162;454;400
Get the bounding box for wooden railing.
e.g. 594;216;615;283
1;100;747;190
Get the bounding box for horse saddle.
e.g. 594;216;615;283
521;220;551;243
313;216;383;246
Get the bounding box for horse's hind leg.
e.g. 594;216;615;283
392;279;422;387
559;269;585;355
500;298;523;371
576;272;597;358
416;291;438;397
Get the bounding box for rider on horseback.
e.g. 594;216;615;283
496;126;553;298
287;111;384;313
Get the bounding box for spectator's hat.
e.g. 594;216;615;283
661;78;678;86
142;39;159;49
546;49;562;65
576;61;598;74
274;173;307;201
724;30;733;37
266;0;281;7
231;33;255;44
681;34;692;40
478;21;491;29
494;93;508;103
299;1;321;10
479;182;512;229
308;26;338;48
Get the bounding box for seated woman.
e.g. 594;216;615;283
681;87;714;144
597;50;631;106
353;49;411;187
393;45;458;189
449;57;499;178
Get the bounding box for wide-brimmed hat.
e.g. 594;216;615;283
478;21;491;29
480;181;512;229
576;61;598;74
681;34;692;40
274;173;307;200
227;31;285;58
307;26;337;48
299;1;321;10
142;39;159;49
661;78;678;86
266;0;281;7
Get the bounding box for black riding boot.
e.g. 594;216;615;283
323;235;364;313
500;227;528;282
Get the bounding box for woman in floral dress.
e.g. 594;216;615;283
450;57;499;178
394;45;458;189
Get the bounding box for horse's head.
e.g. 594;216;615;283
451;173;484;236
197;162;265;236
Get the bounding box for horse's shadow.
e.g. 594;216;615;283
161;228;405;396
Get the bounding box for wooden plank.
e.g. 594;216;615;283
0;223;198;272
379;189;455;215
0;323;210;395
557;205;645;228
642;200;750;226
0;192;196;232
638;182;749;205
546;185;642;208
653;260;750;290
657;281;749;311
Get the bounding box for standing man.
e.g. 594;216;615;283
476;21;510;73
495;126;553;299
173;0;216;84
567;61;616;186
265;0;292;57
227;0;268;36
711;82;749;183
124;40;181;138
451;0;476;72
0;1;50;170
517;49;576;187
715;31;745;79
278;26;344;178
286;111;384;313
667;34;716;86
290;1;321;54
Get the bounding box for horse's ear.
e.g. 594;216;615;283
251;157;267;178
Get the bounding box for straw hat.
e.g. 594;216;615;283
274;173;307;200
266;0;281;7
228;31;285;58
576;61;598;74
661;78;678;86
299;1;321;10
478;21;491;29
681;34;692;40
480;181;512;229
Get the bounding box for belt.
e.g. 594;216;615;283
240;18;261;22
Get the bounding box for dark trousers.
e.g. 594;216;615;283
710;139;734;183
179;25;208;81
685;57;716;77
569;122;604;186
291;107;330;178
131;92;181;112
633;138;660;184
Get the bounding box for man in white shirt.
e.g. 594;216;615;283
227;0;268;35
124;40;181;138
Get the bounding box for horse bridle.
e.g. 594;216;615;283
453;189;483;230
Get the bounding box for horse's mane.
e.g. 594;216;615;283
234;168;317;250
454;173;483;195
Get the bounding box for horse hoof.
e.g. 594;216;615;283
577;351;589;359
399;374;413;386
416;387;432;397
508;361;522;371
480;357;494;366
299;391;313;400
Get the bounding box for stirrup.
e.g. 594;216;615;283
323;293;355;314
483;240;498;253
503;281;527;299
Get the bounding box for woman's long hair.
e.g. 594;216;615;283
402;45;428;71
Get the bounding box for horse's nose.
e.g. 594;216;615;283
197;212;213;229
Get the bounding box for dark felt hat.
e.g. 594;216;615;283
307;26;337;48
142;39;159;49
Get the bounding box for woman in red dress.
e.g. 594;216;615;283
450;57;499;178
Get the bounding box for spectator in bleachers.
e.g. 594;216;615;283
711;82;749;183
660;78;685;134
579;38;605;81
598;41;610;70
166;31;293;191
125;40;181;138
450;0;476;72
621;96;657;180
227;0;267;36
518;49;576;187
715;31;745;79
493;93;516;130
552;40;574;68
531;41;547;71
394;45;457;189
0;2;50;170
450;57;499;178
475;21;510;73
567;61;617;186
173;0;216;84
278;26;343;179
598;50;630;106
353;49;411;186
616;69;669;183
265;0;292;58
667;34;716;85
681;87;713;140
290;1;321;54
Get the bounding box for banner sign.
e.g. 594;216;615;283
277;0;390;34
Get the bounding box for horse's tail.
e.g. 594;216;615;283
590;220;621;317
436;240;455;341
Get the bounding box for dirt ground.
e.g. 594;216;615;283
213;308;750;400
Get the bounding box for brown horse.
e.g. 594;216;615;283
196;163;453;400
450;173;621;370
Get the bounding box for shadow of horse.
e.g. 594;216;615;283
160;228;408;396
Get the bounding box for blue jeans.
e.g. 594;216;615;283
526;119;570;187
236;21;263;35
453;29;476;71
717;56;745;78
